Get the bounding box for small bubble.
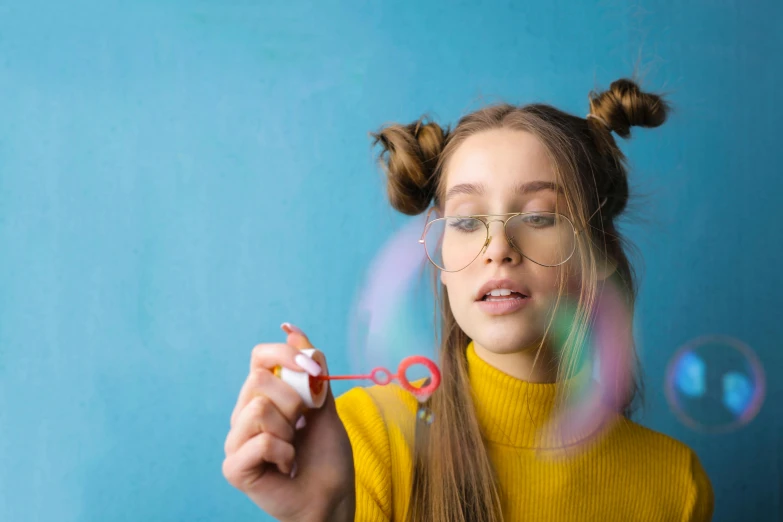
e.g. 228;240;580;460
416;406;435;425
665;335;765;434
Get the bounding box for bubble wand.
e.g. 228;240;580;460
318;355;440;397
276;354;441;408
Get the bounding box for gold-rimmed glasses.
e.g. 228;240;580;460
419;198;607;272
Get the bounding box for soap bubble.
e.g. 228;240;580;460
346;216;440;435
539;277;639;456
347;215;437;379
416;406;435;425
665;335;765;434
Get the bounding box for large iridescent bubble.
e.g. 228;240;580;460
347;216;438;429
542;278;637;453
348;215;436;371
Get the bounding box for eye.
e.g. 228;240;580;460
448;217;483;233
520;213;556;228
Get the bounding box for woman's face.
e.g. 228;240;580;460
439;128;579;355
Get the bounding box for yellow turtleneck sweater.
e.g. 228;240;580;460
335;341;714;521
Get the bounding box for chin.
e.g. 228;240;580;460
470;325;545;355
452;295;549;353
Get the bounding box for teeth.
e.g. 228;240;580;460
487;288;513;297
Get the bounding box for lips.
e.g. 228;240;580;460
475;278;530;301
477;295;530;315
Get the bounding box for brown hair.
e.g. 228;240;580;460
370;78;669;522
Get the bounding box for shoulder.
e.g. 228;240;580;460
611;417;692;455
335;385;387;429
335;384;420;521
336;381;421;433
611;417;702;466
335;386;393;465
335;382;421;471
606;418;714;521
336;382;419;428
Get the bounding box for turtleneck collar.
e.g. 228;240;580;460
465;340;609;449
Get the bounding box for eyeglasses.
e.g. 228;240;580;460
419;198;607;272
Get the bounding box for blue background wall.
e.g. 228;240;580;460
1;1;780;520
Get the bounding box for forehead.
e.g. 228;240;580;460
443;128;556;199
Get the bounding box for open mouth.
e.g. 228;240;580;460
480;290;528;302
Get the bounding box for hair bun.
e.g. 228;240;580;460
371;118;447;215
588;79;669;138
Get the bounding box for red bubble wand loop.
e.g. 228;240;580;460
318;355;441;401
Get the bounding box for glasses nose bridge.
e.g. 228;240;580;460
481;217;513;252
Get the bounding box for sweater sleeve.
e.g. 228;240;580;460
682;449;715;522
335;386;392;522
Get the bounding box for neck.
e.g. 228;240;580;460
472;339;559;383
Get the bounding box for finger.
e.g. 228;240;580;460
250;342;322;377
230;371;258;427
230;368;305;428
280;325;328;384
281;322;315;350
225;395;295;456
280;324;335;414
281;324;324;387
222;432;295;488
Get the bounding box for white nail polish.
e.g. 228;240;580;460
295;415;306;430
281;322;304;335
294;353;322;377
289;461;298;479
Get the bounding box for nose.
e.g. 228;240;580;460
481;219;522;265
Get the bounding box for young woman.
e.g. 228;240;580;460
222;79;715;522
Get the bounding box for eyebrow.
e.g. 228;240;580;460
444;180;562;204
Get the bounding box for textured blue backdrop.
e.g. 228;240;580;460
1;1;781;521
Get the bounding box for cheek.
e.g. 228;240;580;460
441;269;479;309
529;265;560;292
441;270;468;296
440;271;459;305
529;262;581;300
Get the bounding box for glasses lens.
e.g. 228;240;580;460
506;212;575;266
423;217;487;271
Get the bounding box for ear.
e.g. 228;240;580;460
440;269;448;286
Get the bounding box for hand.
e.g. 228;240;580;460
222;324;356;521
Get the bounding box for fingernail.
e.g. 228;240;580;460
294;353;322;376
295;415;306;430
280;322;304;335
289;460;298;479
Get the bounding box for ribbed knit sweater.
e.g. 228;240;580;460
335;341;714;521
